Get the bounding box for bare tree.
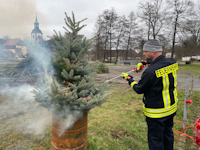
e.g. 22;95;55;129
123;11;138;60
138;0;166;40
181;20;200;56
102;24;109;62
97;11;109;62
94;15;104;60
113;15;127;60
166;0;195;58
102;8;118;62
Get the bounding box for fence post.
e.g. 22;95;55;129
190;76;194;99
183;87;189;129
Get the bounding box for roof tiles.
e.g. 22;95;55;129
3;38;21;46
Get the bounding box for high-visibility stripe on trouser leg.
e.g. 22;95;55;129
130;81;138;88
162;74;171;107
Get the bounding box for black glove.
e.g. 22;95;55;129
141;60;147;65
122;72;133;81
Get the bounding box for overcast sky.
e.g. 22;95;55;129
0;0;199;41
0;0;141;41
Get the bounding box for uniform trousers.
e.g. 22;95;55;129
145;113;176;150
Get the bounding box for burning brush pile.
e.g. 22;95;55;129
6;47;53;78
5;51;108;79
6;57;42;78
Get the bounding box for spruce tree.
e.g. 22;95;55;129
33;12;110;115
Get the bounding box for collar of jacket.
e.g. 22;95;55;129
151;55;164;65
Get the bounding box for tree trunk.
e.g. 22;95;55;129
109;31;112;63
104;39;107;62
110;37;112;63
97;36;100;60
171;16;178;59
116;49;119;60
126;35;131;60
148;20;151;40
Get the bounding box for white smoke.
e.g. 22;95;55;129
0;46;54;135
52;108;84;136
0;84;47;135
0;0;48;39
0;45;84;137
0;0;85;138
24;109;52;135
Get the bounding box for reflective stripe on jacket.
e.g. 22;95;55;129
128;55;178;118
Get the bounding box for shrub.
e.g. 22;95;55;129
185;61;191;64
96;61;109;73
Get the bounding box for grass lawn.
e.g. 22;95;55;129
177;64;200;77
0;64;17;68
0;64;200;149
87;85;200;150
0;84;200;150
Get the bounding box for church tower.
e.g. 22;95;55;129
31;16;43;46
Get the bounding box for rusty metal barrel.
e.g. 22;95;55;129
52;112;87;150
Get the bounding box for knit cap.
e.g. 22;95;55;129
143;39;163;52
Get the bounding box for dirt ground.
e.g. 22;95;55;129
0;63;199;150
0;61;200;91
96;65;200;91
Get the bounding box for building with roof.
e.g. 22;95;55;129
3;38;27;58
31;16;43;46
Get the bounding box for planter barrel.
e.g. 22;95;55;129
52;112;87;150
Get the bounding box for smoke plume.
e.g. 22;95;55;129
0;0;48;40
0;45;84;137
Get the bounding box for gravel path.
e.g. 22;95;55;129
0;64;199;91
96;65;200;91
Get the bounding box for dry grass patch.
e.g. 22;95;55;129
0;83;200;149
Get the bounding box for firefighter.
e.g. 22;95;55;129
122;39;178;150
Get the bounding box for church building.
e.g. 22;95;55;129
31;16;43;46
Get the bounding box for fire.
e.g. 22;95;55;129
87;96;91;100
63;92;68;96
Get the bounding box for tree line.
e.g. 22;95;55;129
93;0;200;62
